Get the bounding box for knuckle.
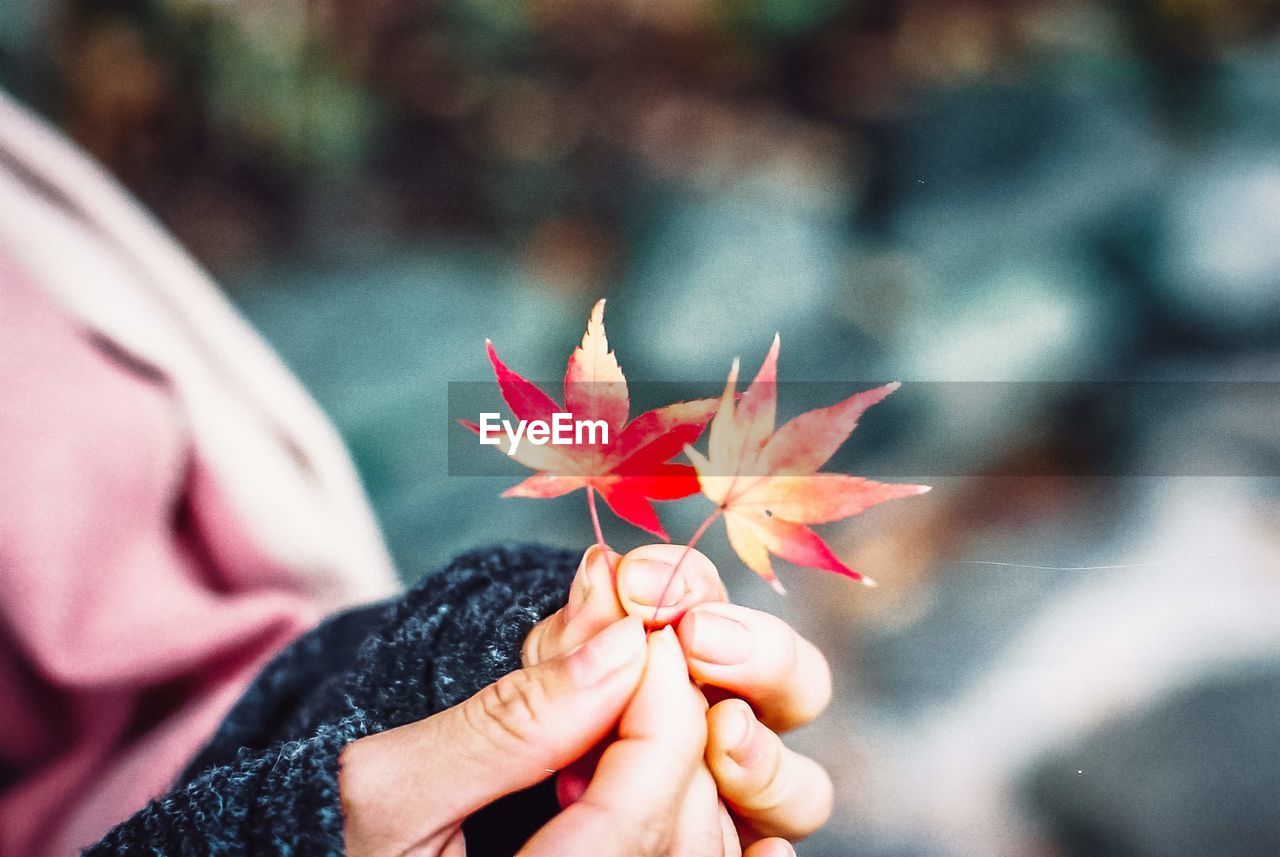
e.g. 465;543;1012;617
633;811;674;857
744;755;833;838
741;742;788;812
470;669;545;750
577;796;676;857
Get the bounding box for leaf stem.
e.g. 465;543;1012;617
586;486;617;583
586;485;607;550
652;507;722;622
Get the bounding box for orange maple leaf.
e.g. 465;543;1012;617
684;335;930;591
467;299;718;541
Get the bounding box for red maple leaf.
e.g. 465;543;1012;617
466;299;718;541
683;335;930;591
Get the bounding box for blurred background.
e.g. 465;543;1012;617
3;1;1280;855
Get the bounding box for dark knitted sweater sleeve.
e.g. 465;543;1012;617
86;543;579;856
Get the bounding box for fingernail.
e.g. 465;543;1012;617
569;618;644;687
648;625;685;661
564;546;604;623
719;701;752;752
686;610;751;665
726;705;763;767
620;559;686;607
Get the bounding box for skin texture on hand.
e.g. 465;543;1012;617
339;543;829;856
341;620;798;857
518;627;708;856
340;616;649;856
524;544;834;851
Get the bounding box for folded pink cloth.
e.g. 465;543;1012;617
0;258;323;856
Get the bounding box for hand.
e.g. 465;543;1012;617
342;617;780;856
523;627;787;857
525;544;834;848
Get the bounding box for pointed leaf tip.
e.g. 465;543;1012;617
565;294;628;431
769;577;787;595
481;301;722;543
861;576;879;588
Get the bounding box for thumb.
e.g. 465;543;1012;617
520;627;709;856
341;616;647;853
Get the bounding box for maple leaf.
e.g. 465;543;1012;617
684;335;930;591
466;299;718;541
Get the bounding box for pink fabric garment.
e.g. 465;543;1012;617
0;257;324;855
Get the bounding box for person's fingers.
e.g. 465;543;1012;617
521;627;708;857
438;829;466;857
706;699;834;842
670;764;735;857
677;602;832;732
719;804;744;857
523;545;625;666
742;839;796;857
340;617;646;856
615;544;728;627
559;745;742;855
525;542;731;666
554;740;603;808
